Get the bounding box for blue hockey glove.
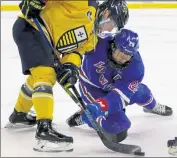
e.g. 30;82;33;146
87;98;109;119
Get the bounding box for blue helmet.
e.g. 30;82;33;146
114;29;139;55
108;29;139;68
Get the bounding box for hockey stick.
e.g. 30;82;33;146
33;18;145;156
66;85;145;156
33;18;62;64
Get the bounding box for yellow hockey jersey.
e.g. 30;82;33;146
19;0;98;67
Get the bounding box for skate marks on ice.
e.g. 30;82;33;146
1;123;132;157
1;109;177;157
124;106;177;157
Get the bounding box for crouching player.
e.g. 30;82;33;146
66;29;173;143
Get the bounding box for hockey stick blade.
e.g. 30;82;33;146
84;111;145;156
101;136;145;156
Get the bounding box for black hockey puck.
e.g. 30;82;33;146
134;151;145;156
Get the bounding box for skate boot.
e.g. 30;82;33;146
168;137;177;156
66;110;85;127
143;102;173;116
5;109;36;128
34;119;73;152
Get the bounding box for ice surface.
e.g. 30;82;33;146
1;9;177;157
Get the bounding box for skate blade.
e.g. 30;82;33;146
168;146;177;156
4;122;36;129
33;140;73;152
143;109;162;116
28;110;36;117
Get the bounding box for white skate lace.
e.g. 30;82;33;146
75;116;84;125
153;103;166;114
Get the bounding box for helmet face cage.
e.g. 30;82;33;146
107;43;132;69
95;0;129;38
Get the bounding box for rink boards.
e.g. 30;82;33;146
1;1;177;11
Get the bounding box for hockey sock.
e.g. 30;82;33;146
30;66;56;120
15;75;34;113
142;97;156;109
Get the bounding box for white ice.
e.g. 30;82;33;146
1;9;177;157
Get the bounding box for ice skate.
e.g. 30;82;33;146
33;119;73;152
66;110;85;127
5;109;36;128
168;137;177;156
143;102;173;116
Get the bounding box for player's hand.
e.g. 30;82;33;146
19;0;46;19
57;63;79;88
87;98;109;120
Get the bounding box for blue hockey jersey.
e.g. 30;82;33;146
79;37;145;105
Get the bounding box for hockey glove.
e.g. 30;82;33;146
87;98;109;120
57;63;79;88
19;0;46;19
81;98;109;128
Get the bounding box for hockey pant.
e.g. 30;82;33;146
79;81;156;134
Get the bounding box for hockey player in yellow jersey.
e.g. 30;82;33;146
18;0;129;67
20;0;99;66
6;0;129;152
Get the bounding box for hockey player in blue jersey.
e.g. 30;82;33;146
66;29;173;142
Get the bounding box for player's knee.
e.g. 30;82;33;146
33;84;53;98
101;111;131;134
107;115;130;143
115;129;128;142
131;83;152;104
30;66;56;87
139;84;151;96
30;67;55;105
103;129;128;143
